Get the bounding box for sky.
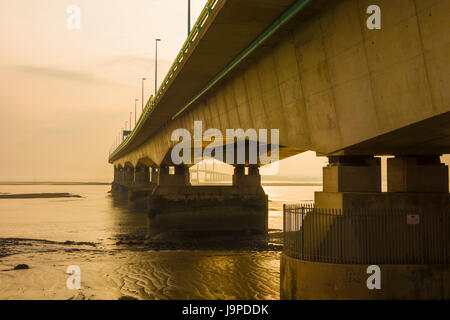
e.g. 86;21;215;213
0;0;327;181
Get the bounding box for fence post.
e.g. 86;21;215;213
301;206;305;260
283;204;286;256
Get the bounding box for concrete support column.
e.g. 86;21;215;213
150;167;159;184
232;164;245;186
232;164;262;190
111;166;121;193
135;166;150;184
158;165;190;187
248;164;261;185
113;167;119;182
118;167;124;183
315;155;381;209
144;166;150;183
323;156;381;193
387;155;449;193
159;166;169;182
316;155;450;211
175;165;191;186
125;167;134;184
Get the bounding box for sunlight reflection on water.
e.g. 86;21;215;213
0;184;319;300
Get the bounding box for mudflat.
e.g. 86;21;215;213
0;193;82;199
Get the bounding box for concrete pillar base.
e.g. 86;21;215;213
158;166;190;191
127;186;156;210
147;185;268;239
323;156;381;193
110;183;128;201
281;254;450;300
150;167;159;184
388;155;449;193
134;166;150;185
314;192;450;212
232;164;262;193
110;182;122;194
124;167;134;184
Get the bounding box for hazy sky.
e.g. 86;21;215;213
0;0;326;181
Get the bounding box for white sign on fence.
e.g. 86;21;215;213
407;214;420;225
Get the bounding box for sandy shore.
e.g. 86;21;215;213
0;193;82;199
0;236;281;300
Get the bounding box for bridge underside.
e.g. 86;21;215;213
331;111;450;156
110;0;449;168
109;0;449;241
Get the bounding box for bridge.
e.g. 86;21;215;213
190;162;232;184
108;0;450;299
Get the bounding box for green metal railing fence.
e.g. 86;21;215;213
109;0;220;160
283;204;450;264
109;0;314;162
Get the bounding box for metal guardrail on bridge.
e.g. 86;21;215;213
109;0;220;160
109;0;315;161
283;204;450;264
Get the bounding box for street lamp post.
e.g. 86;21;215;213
141;78;146;111
129;112;132;130
135;99;139;127
155;38;161;96
188;0;191;36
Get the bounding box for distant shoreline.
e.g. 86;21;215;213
0;181;322;187
0;193;82;199
262;182;322;187
0;182;111;186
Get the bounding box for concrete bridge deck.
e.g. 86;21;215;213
110;0;449;168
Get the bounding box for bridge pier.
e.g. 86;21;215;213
111;167;121;193
123;167;133;184
110;165;157;208
233;164;261;190
126;165;156;209
315;155;449;212
150;166;159;184
387;155;449;193
283;154;450;300
110;166;129;200
314;155;381;209
146;164;268;239
158;165;191;190
134;165;150;184
111;167;126;194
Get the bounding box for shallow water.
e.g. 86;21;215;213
0;184;320;300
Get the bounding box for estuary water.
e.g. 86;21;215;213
0;183;320;300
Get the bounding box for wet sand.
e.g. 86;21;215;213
0;184;320;300
0;193;82;199
0;237;281;300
